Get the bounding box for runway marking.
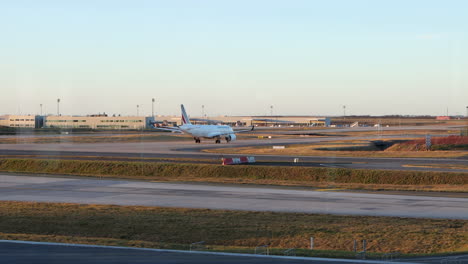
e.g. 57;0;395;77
0;240;420;264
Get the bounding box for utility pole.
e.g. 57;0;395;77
57;98;60;116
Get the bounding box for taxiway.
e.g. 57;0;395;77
1;174;466;219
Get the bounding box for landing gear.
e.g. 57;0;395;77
194;138;201;143
225;136;231;143
215;139;221;144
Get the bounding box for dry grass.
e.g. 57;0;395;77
0;134;192;144
403;164;468;170
204;140;468;158
0;159;467;192
388;136;468;151
0;201;466;256
324;130;456;137
330;117;466;126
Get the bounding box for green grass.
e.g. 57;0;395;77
0;201;466;257
0;158;466;192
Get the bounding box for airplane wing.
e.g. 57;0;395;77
206;126;254;138
153;126;184;133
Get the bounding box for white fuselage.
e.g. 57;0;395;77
179;124;234;139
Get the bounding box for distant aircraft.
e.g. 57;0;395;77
154;104;254;143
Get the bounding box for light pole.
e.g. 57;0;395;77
137;105;140;116
343;105;346;120
270;105;274;126
57;99;60;116
152;98;155;119
40;104;43;116
202;105;205;119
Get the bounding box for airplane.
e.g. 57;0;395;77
154;104;254;143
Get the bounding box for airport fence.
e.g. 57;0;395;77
254;245;269;255
189;241;206;251
283;248;296;256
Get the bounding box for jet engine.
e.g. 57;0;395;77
226;134;237;142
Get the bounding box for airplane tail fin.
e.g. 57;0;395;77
181;104;192;125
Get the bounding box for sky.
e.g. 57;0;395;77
0;0;467;116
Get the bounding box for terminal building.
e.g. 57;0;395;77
0;114;329;129
157;115;331;127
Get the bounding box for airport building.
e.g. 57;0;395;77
1;114;329;129
44;115;155;129
0;115;44;128
157;115;331;127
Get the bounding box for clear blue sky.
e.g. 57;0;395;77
1;0;467;116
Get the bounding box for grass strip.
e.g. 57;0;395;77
0;158;467;192
0;201;466;257
204;145;468;158
403;164;468;170
0;134;192;144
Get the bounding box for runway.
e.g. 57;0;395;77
0;136;467;172
1;174;467;219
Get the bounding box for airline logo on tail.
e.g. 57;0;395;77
181;104;192;125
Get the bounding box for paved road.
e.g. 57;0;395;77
0;136;467;172
399;255;468;264
0;240;421;264
1;174;467;219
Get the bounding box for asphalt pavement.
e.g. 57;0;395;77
1;174;467;219
0;135;467;172
0;240;422;264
